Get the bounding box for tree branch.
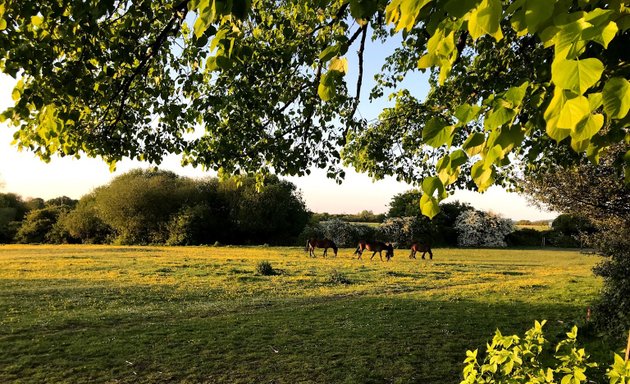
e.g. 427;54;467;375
343;24;368;145
98;0;189;131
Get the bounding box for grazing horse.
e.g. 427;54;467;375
409;242;433;260
305;238;338;258
354;241;394;261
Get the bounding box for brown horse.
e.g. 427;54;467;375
354;241;394;261
305;238;338;257
409;242;433;260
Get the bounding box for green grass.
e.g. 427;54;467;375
515;224;551;231
0;245;610;383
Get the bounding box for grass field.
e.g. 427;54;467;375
0;245;610;383
515;224;551;231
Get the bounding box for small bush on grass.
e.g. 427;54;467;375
329;270;351;285
256;261;276;276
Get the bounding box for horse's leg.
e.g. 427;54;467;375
323;247;327;257
421;251;426;260
409;249;415;259
429;249;433;260
370;251;376;260
379;251;384;262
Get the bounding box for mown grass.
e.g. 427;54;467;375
0;245;610;383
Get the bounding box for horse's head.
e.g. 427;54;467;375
386;243;394;259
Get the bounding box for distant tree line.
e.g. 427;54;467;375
2;173;590;249
311;210;386;224
0;169;310;246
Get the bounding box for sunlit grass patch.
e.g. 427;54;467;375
0;245;604;383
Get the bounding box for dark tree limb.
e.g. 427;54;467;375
98;0;190;131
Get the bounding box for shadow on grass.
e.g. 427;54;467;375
0;291;606;384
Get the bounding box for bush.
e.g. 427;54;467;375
15;206;70;244
506;228;544;247
329;270;351;284
461;321;630;383
592;226;630;336
59;194;113;244
256;261;275;276
455;210;514;248
552;214;597;237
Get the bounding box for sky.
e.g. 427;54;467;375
0;33;556;221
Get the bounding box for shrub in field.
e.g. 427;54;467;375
506;228;544;247
15;205;71;244
592;226;630;336
455;210;514;248
59;193;113;244
329;270;351;285
256;261;275;276
461;321;630;384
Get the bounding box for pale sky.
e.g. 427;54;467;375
0;40;556;222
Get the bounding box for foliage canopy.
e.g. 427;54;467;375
1;0;629;217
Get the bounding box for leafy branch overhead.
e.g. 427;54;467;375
0;0;629;217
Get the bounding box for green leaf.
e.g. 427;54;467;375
422;118;454;147
420;194;440;219
349;0;378;20
523;0;554;34
602;77;630;119
484;144;504;166
503;82;529;107
318;72;337;101
552;58;604;94
420;176;446;218
544;90;572;142
437;150;468;186
463;132;486;156
449;149;469;167
421;176;446;198
319;45;340;62
386;0;432;32
553;18;590;59
193;0;215;38
484;106;516;130
557;95;590;129
471;160;495;192
583;9;619;48
328;57;348;74
445;0;481;18
572;113;603;142
454;103;482;124
468;0;504;41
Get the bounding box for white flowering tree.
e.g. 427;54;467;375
320;219;357;248
455;210;514;248
378;217;433;248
